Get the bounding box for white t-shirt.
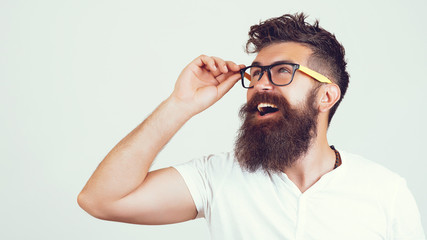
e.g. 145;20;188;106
173;151;425;240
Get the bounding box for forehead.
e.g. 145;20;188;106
253;42;313;65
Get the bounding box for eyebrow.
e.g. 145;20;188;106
251;60;296;66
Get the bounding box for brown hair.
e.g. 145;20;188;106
246;13;349;124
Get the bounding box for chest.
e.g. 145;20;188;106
207;175;389;240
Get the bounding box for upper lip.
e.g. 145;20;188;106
257;103;278;112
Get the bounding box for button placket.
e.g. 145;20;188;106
295;195;307;240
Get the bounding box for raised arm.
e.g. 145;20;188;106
77;55;244;225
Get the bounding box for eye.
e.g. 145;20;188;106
251;69;261;77
278;67;291;74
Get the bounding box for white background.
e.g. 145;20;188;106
1;0;426;239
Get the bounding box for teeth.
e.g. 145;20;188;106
257;103;278;112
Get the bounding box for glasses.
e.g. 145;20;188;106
240;62;332;89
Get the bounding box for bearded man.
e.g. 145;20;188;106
78;13;425;239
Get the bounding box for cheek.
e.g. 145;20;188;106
246;89;254;102
277;88;303;106
283;80;316;105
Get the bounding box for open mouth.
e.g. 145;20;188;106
257;103;279;116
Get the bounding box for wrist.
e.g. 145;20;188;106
164;95;198;121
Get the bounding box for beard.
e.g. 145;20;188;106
234;89;320;174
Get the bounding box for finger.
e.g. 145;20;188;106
196;55;217;72
211;57;228;74
201;55;226;77
225;61;244;72
216;69;240;83
216;72;241;98
216;63;245;83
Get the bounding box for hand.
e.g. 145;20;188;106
171;55;244;116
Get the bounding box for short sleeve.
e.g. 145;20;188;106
172;156;212;219
389;178;425;239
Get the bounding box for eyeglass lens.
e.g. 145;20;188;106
242;63;295;88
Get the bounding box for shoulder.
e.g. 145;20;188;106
183;151;239;171
338;150;405;194
340;150;401;179
173;151;241;182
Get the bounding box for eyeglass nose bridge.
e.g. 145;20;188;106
241;65;276;89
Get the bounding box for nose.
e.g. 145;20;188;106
253;70;273;91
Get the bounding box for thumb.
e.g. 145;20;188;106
216;72;241;99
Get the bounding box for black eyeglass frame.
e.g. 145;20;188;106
240;62;332;89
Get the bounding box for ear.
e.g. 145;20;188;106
318;84;341;113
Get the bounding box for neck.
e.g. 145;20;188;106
283;133;336;193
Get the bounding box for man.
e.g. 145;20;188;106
78;13;425;239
